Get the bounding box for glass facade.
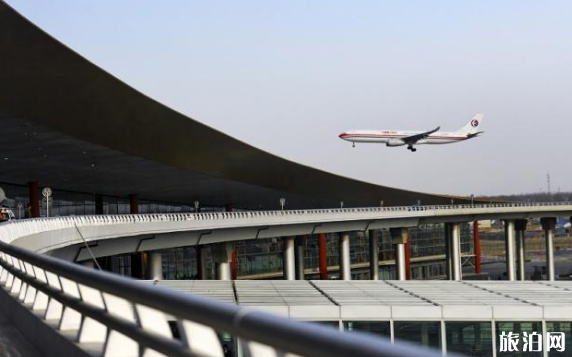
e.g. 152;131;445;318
394;321;441;350
546;322;572;357
343;321;391;338
496;322;543;357
446;322;493;357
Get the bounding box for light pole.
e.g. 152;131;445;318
280;198;286;211
42;187;52;217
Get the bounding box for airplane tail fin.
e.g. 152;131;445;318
457;113;484;134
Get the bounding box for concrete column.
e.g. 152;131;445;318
541;217;557;281
450;223;462;281
196;245;208;280
150;251;163;280
504;220;516;281
339;233;351;280
395;244;406;281
212;243;232;280
129;194;139;214
404;238;411;280
283;237;296;280
390;228;408;281
473;220;482;274
368;230;379;280
515;219;528;281
318;233;328;280
28;181;40;218
295;236;306;280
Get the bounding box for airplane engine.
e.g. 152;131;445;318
386;139;405;147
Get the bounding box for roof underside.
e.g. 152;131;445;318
0;2;470;209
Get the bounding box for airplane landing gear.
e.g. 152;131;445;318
407;145;417;152
352;142;355;148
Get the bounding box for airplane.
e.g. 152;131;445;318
338;113;484;152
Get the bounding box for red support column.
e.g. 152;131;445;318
405;240;411;280
129;194;139;214
319;233;328;280
474;220;482;274
28;181;40;218
231;250;238;280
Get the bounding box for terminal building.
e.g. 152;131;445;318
1;2;572;357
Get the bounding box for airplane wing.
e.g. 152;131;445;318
466;131;485;139
401;126;440;144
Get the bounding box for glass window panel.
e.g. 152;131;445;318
446;321;492;357
394;321;441;351
546;322;572;357
343;321;390;339
496;321;542;357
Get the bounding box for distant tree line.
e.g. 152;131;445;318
484;192;572;203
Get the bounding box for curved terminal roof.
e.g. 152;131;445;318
0;2;471;209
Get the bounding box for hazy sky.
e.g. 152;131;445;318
7;0;572;196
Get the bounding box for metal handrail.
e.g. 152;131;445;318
0;241;454;357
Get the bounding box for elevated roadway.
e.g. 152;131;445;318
1;202;571;263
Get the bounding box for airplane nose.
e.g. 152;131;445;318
339;133;347;139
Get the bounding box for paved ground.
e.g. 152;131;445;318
0;309;43;357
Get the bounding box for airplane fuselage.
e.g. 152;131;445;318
339;130;468;146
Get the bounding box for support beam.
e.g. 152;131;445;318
149;251;163;280
129;194;139;214
473;220;481;274
28;181;40;218
212;243;232;280
295;236;306;280
515;219;528;281
541;217;557;281
283;237;296;280
368;230;379;280
319;233;328;280
450;223;462;281
339;233;351;280
504;220;517;281
390;228;408;281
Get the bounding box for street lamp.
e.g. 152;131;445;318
280;198;286;211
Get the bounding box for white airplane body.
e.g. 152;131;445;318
339;114;484;152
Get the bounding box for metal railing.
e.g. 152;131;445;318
0;241;452;357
